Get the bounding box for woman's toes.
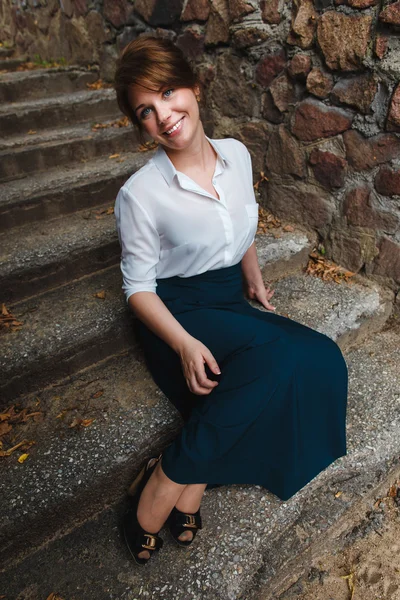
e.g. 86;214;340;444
138;550;151;560
178;531;193;542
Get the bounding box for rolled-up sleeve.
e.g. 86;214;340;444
114;186;160;303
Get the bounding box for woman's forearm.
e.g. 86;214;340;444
129;291;194;356
241;242;264;289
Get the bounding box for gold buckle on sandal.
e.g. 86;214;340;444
142;534;157;550
183;515;197;528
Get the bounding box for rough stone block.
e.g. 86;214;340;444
386;83;400;132
343;130;400;170
231;25;270;48
269;72;296;113
229;0;256;22
375;33;389;59
235;121;272;176
330;74;378;114
292;98;353;141
287;0;318;49
176;25;205;60
309;148;347;188
212;53;257;117
306;67;334;99
181;0;210;21
266;124;306;178
255;49;287;88
373;236;400;283
317;12;373;71
264;181;334;230
374;166;400;197
205;0;230;45
343;185;399;232
260;0;281;24
287;53;312;80
379;1;400;26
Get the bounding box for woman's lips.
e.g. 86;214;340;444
163;117;184;137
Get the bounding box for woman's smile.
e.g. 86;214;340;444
163;117;184;137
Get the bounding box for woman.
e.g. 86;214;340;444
114;35;348;565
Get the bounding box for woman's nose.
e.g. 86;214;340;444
156;107;172;127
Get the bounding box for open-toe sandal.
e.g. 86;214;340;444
122;454;164;566
167;506;203;547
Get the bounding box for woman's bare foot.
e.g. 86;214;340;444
174;483;207;543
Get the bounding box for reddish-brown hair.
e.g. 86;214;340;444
114;34;200;144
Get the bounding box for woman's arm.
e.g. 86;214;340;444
241;242;276;311
241;241;264;289
129;291;194;355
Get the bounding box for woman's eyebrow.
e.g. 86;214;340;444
134;103;145;114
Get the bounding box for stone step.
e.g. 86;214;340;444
0;88;120;136
0;47;14;59
0;149;152;232
0;66;98;103
0;205;314;303
0;57;27;71
0;230;316;404
0;120;137;182
0;295;397;593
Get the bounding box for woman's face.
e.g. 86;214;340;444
128;83;201;149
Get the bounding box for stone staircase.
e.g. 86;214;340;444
0;65;399;600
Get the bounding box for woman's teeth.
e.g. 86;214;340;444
165;118;183;135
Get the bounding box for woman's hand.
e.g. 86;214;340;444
243;281;276;311
178;337;221;395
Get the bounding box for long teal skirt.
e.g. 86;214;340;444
136;260;348;501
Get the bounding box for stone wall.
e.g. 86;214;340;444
1;0;400;292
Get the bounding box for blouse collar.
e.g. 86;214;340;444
153;135;230;187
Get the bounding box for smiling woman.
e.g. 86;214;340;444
113;34;348;568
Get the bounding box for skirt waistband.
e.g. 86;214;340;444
155;260;244;307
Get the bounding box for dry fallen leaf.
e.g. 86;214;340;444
94;290;106;300
283;225;294;232
86;79;112;90
18;453;29;464
306;251;355;284
0;304;23;332
91;390;103;399
335;491;343;498
108;153;120;159
0;440;35;458
138;140;158;152
27;129;37;135
69;417;94;429
92;116;129;131
0;422;12;436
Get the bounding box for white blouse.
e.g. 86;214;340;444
114;136;259;303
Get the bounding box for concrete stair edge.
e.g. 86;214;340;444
0;67;99;103
0;89;120;136
0;150;151;232
0;124;136;183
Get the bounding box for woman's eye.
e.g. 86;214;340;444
141;107;151;119
140;89;174;119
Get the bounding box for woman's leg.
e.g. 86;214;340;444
136;460;185;558
174;483;207;542
136;461;207;557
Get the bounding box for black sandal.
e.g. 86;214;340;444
167;506;203;547
122;455;164;565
